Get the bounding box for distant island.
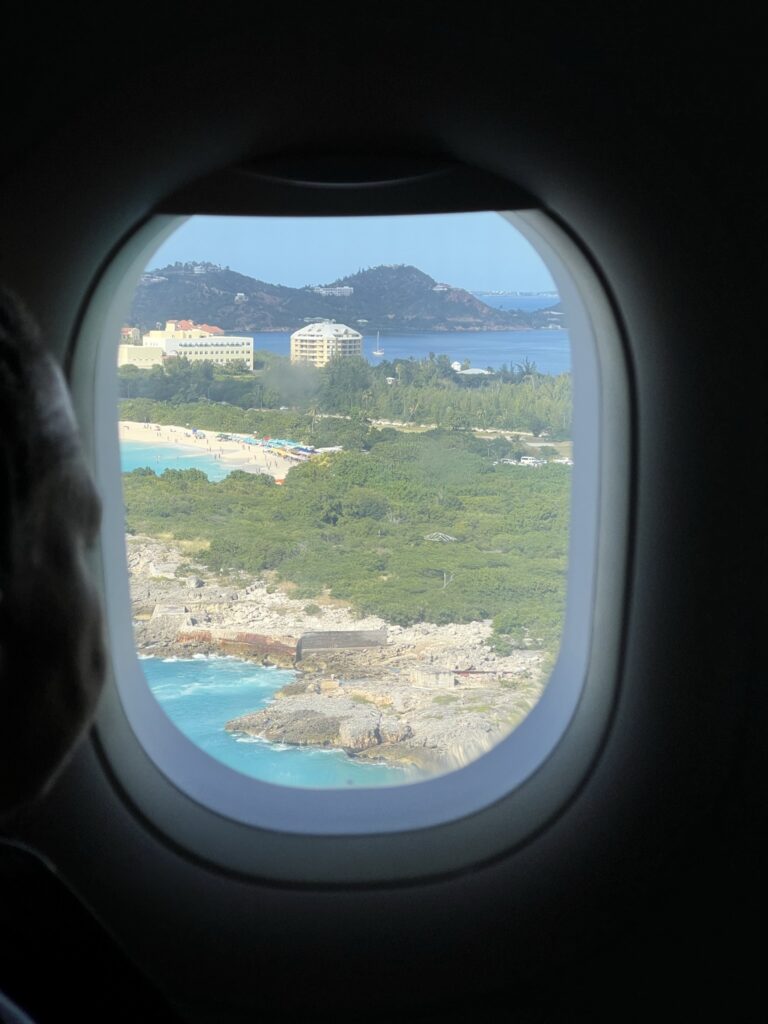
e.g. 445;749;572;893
130;262;564;335
473;290;559;298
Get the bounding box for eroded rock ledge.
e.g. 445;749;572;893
225;673;542;775
128;534;550;772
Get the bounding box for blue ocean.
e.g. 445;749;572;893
140;655;411;788
476;294;559;312
251;327;570;375
249;294;569;374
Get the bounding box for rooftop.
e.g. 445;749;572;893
290;320;362;341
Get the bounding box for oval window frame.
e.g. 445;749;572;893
70;174;631;884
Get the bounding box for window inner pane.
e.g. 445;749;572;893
117;212;572;788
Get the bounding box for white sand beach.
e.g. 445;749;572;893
119;420;298;481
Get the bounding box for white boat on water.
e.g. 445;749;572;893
372;331;384;357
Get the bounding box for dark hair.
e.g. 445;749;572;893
0;286;105;818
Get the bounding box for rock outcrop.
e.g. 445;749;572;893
127;534;550;773
225;673;540;775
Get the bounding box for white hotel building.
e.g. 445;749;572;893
290;320;363;368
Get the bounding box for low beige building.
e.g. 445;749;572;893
117;344;164;368
290;320;363;368
140;321;254;370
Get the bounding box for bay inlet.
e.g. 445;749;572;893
142;655;412;788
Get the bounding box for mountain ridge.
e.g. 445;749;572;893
129;262;562;334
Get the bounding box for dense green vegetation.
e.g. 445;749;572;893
119;351;572;436
121;349;573;650
123;427;570;649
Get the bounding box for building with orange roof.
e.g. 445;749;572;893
141;321;253;369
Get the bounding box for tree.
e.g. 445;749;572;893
514;358;539;382
319;356;372;413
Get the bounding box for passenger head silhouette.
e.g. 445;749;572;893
0;286;105;818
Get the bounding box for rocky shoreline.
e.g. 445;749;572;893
128;535;549;775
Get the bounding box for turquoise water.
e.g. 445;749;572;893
121;439;232;480
141;655;411;788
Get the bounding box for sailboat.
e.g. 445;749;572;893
372;331;384;357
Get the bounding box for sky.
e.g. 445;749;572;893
147;212;557;294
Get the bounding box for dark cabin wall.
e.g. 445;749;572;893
0;11;763;1022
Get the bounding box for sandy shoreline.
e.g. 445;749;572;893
119;420;297;480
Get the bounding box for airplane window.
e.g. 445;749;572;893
86;206;609;839
114;212;570;788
